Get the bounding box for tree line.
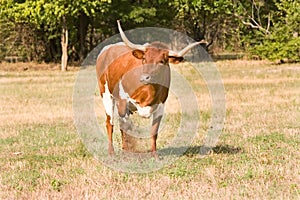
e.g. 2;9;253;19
0;0;299;70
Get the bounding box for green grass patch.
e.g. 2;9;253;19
0;62;299;199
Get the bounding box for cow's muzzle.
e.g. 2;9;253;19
140;74;151;84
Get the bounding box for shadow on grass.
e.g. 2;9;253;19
159;144;242;157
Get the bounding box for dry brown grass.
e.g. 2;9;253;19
0;61;299;199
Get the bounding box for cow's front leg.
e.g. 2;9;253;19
117;99;133;151
150;104;164;158
118;99;132;131
150;116;162;158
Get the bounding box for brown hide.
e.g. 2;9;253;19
96;42;182;157
96;43;171;107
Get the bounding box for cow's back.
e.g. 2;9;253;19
96;42;142;95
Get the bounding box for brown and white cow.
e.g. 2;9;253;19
96;21;201;157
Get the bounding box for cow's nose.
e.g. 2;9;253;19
140;74;151;83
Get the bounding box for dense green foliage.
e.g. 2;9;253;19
251;1;300;62
0;0;299;63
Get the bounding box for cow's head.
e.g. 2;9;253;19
117;20;201;85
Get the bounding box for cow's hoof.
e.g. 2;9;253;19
108;146;115;156
151;151;161;160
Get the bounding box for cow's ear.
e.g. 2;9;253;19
169;56;184;64
132;50;144;59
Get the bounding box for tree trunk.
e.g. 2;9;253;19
61;15;68;72
79;12;89;62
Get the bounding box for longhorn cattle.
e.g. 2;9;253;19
96;21;201;157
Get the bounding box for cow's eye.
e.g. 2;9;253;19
160;60;167;64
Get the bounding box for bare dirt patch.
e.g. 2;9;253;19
0;62;79;72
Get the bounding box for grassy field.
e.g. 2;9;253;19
0;61;299;199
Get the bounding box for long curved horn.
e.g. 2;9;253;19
169;40;207;57
117;20;145;51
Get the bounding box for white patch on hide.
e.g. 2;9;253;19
118;79;156;118
102;81;114;124
97;42;126;60
136;106;152;118
119;80;130;100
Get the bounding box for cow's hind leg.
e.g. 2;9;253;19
106;115;114;155
102;81;115;155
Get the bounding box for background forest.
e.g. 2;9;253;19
0;1;299;198
1;0;299;67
